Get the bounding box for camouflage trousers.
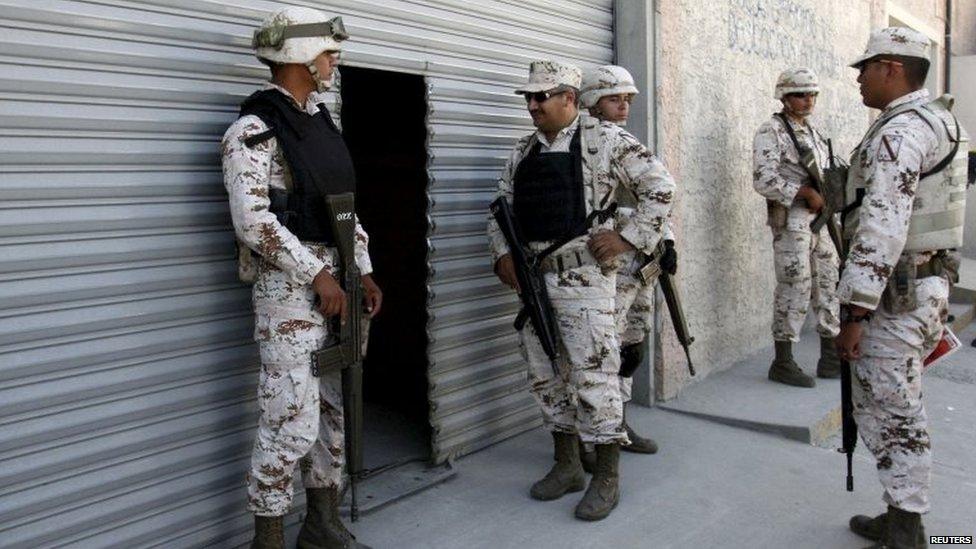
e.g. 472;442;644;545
519;263;629;445
613;254;655;403
770;226;840;341
246;251;345;517
852;276;948;514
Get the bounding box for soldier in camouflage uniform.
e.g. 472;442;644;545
839;27;969;549
752;68;841;388
580;65;673;458
221;7;380;548
488;60;674;521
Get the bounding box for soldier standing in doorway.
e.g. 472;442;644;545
840;27;968;549
752;68;841;388
488;60;674;521
221;7;381;548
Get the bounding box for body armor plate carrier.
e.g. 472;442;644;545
240;89;356;244
512;127;586;243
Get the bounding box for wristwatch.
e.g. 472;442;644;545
842;306;872;324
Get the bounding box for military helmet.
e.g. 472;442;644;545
580;65;639;108
252;6;348;66
774;68;819;99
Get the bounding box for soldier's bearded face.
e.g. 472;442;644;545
527;91;576;133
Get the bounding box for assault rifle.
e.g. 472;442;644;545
311;192;365;521
827;139;857;493
637;241;696;377
489;197;562;376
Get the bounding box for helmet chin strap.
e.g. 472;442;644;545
306;61;332;92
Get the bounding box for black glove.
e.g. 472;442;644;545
659;240;677;275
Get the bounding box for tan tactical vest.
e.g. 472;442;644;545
849;94;969;252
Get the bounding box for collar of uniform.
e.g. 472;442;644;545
536;114;581;148
263;82;320;116
883;88;931;113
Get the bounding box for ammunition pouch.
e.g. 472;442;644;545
881;252;955;314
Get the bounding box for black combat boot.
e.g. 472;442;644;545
850;510;888;541
297;487;371;549
817;335;841;378
574;444;620;521
531;431;587;500
861;506;927;549
768;340;816;387
251;515;284;549
621;407;658;454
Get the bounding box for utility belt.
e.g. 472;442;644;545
539;247;599;273
881;251;958;314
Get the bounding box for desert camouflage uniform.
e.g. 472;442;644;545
837;88;954;515
613;213;674;402
488;114;674;444
221;83;373;517
753;114;840;342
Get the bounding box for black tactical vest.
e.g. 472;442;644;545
512;127;586;242
239;89;356;244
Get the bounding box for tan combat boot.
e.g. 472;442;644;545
574;443;620;521
531;431;587;500
297;487;371;549
861;506;927;549
251;515;284;549
768;340;816;387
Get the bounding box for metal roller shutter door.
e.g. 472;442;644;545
0;1;612;546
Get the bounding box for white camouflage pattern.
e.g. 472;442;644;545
221;84;372;516
753;114;840;341
488;114;675;444
773;67;819;99
850;26;931;68
841;88;957;514
514;60;583;94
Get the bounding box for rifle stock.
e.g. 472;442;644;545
310;192;365;521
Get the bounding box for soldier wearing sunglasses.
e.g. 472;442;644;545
752;67;841;388
487;60;675;521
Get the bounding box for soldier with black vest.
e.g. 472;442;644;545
487;60;675;521
839;27;969;549
220;7;380;549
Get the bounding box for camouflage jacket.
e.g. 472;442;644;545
752;113;829;231
487;113;675;264
221;84;372;286
837;89;944;309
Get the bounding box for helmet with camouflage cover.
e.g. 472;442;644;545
580;65;639;108
774;68;819;99
252;6;348;66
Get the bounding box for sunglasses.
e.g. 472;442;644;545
523;89;567;104
857;58;903;75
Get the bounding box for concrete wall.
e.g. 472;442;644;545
952;0;976;55
653;0;954;399
952;55;976;258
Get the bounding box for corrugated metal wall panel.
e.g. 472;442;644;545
0;0;612;545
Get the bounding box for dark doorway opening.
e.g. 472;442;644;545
339;66;431;470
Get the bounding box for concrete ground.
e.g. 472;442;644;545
343;321;976;549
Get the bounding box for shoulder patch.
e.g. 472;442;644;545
876;134;903;162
